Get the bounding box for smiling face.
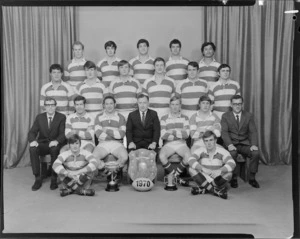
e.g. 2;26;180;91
218;67;231;80
202;44;215;58
138;42;149;55
50;69;63;82
104;98;116;114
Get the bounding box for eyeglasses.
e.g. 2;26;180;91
44;104;56;107
232;103;243;106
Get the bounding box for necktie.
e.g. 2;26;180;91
48;117;52;129
236;114;239;127
142;112;145;127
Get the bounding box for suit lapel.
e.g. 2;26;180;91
135;110;143;127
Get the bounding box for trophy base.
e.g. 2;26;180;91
105;183;120;192
164;185;178;191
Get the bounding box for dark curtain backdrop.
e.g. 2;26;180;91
3;6;76;168
203;0;294;165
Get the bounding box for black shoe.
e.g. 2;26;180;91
32;179;42;191
50;180;58;190
249;179;260;188
76;188;95;196
176;176;190;187
230;178;238;188
213;187;228;199
60;188;73;197
191;187;206;195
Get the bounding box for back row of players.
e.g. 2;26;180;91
30;39;260;199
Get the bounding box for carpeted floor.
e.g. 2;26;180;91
2;164;293;238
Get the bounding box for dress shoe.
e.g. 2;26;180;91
191;187;206;195
213;187;228;200
60;188;73;197
176;176;190;187
32;179;42;191
50;180;58;190
76;188;95;196
249;179;260;188
230;178;238;188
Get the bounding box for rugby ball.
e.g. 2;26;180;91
132;177;154;192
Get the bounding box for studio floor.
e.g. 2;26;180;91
2;164;293;238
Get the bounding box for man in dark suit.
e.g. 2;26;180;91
221;95;260;189
126;94;160;152
28;97;66;191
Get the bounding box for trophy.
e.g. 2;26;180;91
164;172;178;191
105;161;120;192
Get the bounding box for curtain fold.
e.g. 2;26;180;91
3;6;76;168
204;1;294;164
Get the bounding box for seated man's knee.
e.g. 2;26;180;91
29;146;38;153
222;172;233;181
188;167;197;177
49;145;60;155
229;150;238;159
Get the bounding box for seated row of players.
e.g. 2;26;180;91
28;93;260;199
41;58;239;122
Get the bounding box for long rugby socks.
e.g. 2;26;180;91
192;173;214;193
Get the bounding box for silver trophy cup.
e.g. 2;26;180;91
164;173;178;191
105;161;120;192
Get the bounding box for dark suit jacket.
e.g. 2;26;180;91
221;110;258;147
28;112;66;145
126;109;160;147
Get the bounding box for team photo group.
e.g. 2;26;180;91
28;38;261;200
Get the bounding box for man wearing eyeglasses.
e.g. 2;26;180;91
28;97;66;191
221;95;261;189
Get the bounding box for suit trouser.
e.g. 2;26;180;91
29;142;61;177
229;144;260;176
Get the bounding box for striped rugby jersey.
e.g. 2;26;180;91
65;112;94;142
189;111;221;139
142;76;176;120
40;81;75;115
63;58;87;87
165;56;189;83
109;77;142;113
198;58;221;84
129;56;155;85
96;57;121;88
94;111;126;142
208;79;241;119
53;149;98;176
188;146;236;174
75;79;108;115
160;113;190;142
175;78;208;119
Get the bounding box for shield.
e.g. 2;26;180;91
128;148;157;181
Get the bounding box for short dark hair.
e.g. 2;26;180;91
153;57;165;66
68;134;81;145
170;96;181;104
169;39;181;48
49;64;63;73
217;64;231;73
72;41;84;50
137;93;149;101
84;61;96;69
203;130;217;139
103;95;116;104
201;42;216;53
104;41;117;50
188;61;199;70
74;95;86;104
231;95;244;103
44;97;57;105
199;95;212;105
137;39;149;48
118;60;130;69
